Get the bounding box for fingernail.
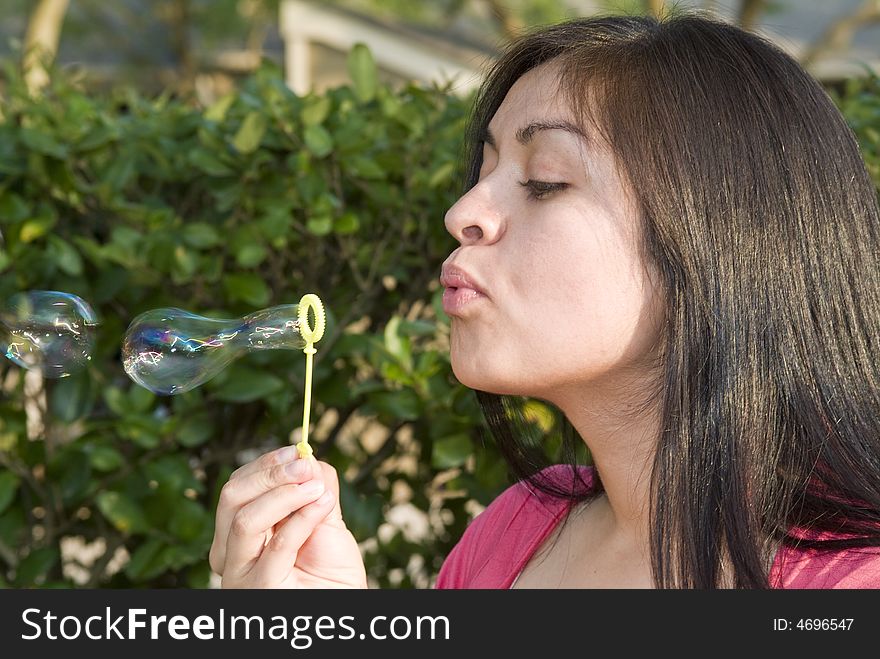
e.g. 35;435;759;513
300;479;325;497
316;490;334;506
284;459;310;478
277;445;298;462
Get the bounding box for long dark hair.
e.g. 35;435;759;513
465;13;880;588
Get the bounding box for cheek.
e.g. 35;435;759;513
508;231;659;377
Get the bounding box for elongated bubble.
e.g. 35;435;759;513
122;304;307;395
1;291;99;378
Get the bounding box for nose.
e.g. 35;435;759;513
443;181;504;245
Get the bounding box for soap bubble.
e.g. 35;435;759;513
1;291;100;378
121;304;310;395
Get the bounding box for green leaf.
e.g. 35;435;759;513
306;215;333;236
304;124;333;157
189;148;235;176
47;235;84;276
211;365;284;403
182;223;222;249
301;96;331;126
172;245;199;282
0;193;31;223
56;450;91;503
49;371;94;422
428;161;456;188
224;272;271;307
258;207;292;239
169;499;209;541
119;415;162;449
432;433;473;468
127;385;156;413
103;387;129;416
124;538;166;581
333;211;360;235
144;455;203;495
232;111;268;154
0;508;26;548
0;471;20;516
110;226;142;249
186;561;212;588
88;445;124;472
19;216;56;243
235;243;267;268
398;319;437;337
77;124;119;151
103;152;137;191
19;128;68;159
384;316;412;370
347;156;385;179
367;389;421;421
339;481;383;540
96;491;150;534
204;92;236;122
522;399;555;433
176;413;214;447
347;43;378;103
16;547;59;586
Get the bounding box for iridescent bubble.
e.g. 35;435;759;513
121;304;310;395
1;291;100;378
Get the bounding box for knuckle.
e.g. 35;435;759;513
266;530;290;553
230;510;254;537
218;480;239;506
261;447;289;471
262;464;287;489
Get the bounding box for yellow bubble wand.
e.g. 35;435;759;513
295;293;325;460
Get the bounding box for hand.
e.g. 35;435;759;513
209;445;367;588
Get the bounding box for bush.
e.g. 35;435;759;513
831;73;880;188
0;51;530;588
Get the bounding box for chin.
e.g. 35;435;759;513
450;355;524;396
450;353;489;391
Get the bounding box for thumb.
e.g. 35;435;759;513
314;460;344;522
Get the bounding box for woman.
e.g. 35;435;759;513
208;12;880;589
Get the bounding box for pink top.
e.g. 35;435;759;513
435;465;880;589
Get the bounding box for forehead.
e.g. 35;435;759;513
488;63;574;132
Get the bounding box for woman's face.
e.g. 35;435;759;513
442;62;664;400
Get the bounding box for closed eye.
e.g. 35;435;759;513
519;179;569;200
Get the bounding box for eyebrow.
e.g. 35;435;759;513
482;120;589;148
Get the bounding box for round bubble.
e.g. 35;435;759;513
1;291;100;378
122;304;306;395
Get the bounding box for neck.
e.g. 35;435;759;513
548;375;661;546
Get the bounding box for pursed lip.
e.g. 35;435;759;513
440;263;489;317
439;264;488;298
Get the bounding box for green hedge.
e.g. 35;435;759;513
0;50;878;588
0;50;525;589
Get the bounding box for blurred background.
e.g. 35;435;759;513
0;1;878;589
3;0;880;99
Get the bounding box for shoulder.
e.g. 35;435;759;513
774;542;880;589
434;464;594;589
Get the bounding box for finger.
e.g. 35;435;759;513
314;461;344;522
223;478;327;580
229;444;300;482
252;488;336;584
210;456;317;574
